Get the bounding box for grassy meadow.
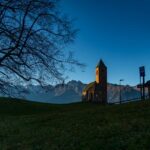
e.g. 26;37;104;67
0;98;150;150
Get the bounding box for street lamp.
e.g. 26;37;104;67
119;79;124;104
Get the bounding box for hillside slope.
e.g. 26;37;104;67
0;98;150;150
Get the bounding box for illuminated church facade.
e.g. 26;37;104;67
82;59;107;103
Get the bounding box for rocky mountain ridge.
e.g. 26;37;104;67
24;80;141;104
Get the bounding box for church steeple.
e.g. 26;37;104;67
96;59;107;84
96;59;106;68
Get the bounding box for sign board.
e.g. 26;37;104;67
139;66;145;77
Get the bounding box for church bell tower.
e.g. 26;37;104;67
95;59;107;103
96;60;107;84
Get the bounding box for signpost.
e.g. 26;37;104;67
139;66;145;100
140;66;145;77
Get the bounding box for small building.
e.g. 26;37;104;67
146;81;150;98
82;59;107;104
137;80;150;99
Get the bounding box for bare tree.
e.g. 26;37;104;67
0;0;83;97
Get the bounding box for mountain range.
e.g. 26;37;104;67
23;80;142;104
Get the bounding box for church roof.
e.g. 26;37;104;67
96;59;106;68
83;81;96;92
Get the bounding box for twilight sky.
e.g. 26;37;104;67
60;0;150;86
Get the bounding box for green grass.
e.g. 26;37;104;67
0;97;150;150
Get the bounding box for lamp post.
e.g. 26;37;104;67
119;79;124;104
139;66;146;100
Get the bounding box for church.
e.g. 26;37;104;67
82;59;107;103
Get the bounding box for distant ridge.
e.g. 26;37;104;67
22;80;141;104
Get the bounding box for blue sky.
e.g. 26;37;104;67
60;0;150;86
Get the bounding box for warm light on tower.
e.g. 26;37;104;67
96;67;100;83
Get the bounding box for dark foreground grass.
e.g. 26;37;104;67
0;98;150;150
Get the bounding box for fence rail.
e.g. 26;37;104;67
108;96;149;105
